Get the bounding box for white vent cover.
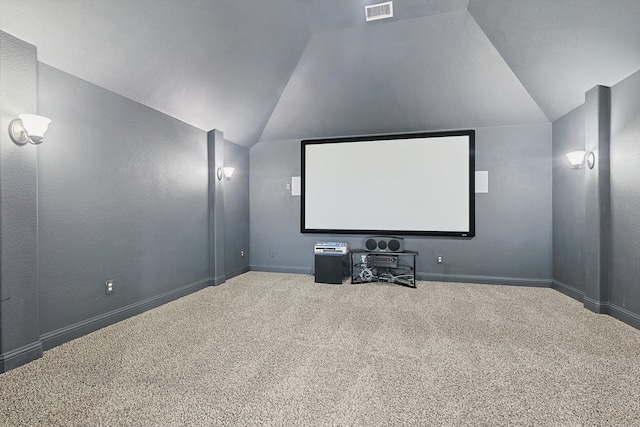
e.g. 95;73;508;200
365;1;393;22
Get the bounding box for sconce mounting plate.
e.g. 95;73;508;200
586;152;596;169
9;119;29;145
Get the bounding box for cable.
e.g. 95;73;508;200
359;267;377;282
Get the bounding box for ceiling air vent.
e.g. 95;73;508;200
365;1;393;22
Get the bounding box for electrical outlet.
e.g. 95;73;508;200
241;250;244;257
270;249;275;257
437;256;443;264
105;280;114;294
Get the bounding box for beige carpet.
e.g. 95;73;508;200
2;272;640;426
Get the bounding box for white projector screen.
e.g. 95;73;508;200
301;130;475;237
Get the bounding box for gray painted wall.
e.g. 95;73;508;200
1;31;248;373
609;69;640;316
250;123;552;285
37;64;210;341
551;106;585;298
551;68;640;326
224;140;250;278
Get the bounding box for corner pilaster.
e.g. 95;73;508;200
207;129;226;285
583;85;611;313
0;31;42;372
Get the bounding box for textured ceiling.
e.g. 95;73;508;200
468;0;640;122
297;0;470;32
0;0;311;147
1;0;639;147
260;10;547;141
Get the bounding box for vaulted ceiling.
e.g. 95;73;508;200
1;0;639;148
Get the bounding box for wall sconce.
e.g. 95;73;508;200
216;167;235;181
9;114;52;145
566;150;595;170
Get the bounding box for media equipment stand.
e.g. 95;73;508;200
350;250;418;288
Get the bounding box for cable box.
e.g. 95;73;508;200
314;241;350;254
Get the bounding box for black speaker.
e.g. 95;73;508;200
362;236;404;253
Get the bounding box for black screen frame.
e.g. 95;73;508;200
301;130;475;237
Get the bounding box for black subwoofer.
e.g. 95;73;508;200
315;254;348;284
363;236;404;252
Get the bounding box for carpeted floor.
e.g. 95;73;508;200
2;271;640;426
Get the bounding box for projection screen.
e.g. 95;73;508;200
301;130;475;237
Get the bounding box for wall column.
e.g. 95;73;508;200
583;85;611;313
0;31;42;372
208;129;226;285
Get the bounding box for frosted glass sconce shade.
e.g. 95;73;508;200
222;167;235;179
9;114;52;145
566;151;587;169
217;166;235;181
566;150;595;170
